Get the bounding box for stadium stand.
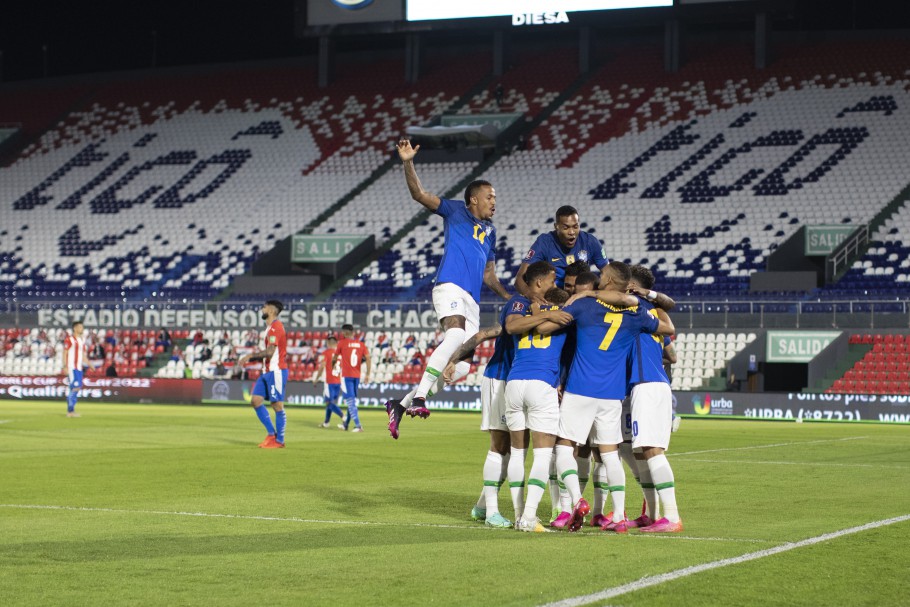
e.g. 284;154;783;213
332;39;910;302
828;333;910;395
671;331;757;391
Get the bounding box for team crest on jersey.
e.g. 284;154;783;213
578;250;589;262
524;248;534;260
566;254;575;265
511;301;525;313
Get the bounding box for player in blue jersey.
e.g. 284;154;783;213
439;287;569;529
387;139;511;431
625;264;683;533
535;261;673;533
514;206;608;297
502;261;574;533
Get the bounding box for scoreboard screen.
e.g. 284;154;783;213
406;0;673;22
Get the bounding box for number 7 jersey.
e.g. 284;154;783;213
561;297;659;400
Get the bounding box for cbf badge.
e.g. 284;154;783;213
578;250;589;262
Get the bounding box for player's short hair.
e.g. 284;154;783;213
72;320;83;329
341;324;354;332
630;265;656;290
575;271;599;289
605;260;631;290
523;261;554;286
564;260;590;278
544;287;569;305
265;299;284;314
464;180;492;206
554;205;579;222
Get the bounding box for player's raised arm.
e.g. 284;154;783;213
397;139;441;211
484;261;511;301
629;285;676;311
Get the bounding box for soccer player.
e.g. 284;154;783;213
514;206;609;296
63;320;86;418
626;265;684;533
389;139;510;425
501;261;575;533
313;335;345;428
438;283;570;529
561;260;592;296
332;324;371;432
238;300;288;448
537;262;673;533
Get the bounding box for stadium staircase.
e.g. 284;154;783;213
807;339;872;393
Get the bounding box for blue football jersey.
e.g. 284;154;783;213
523;231;608;287
562;297;659;400
504;295;568;388
628;300;670;390
483;303;515;381
435;198;497;302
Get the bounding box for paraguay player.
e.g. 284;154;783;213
238;300;288;448
389;139;510;425
313;334;345;428
332;324;371;432
63;320;86;418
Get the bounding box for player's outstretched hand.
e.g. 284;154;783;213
547;310;573;326
397;139;419;161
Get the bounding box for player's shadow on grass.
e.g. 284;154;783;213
392;488;472;522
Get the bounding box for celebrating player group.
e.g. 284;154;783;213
386;139;683;534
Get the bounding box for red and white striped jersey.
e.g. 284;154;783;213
262;320;288;372
63;334;86;372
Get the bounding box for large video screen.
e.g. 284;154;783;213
406;0;673;22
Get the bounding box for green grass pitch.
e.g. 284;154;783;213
1;401;908;606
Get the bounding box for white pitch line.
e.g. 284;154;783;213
0;504;769;543
670;436;866;458
679;458;908;470
0;420;13;424
538;514;910;607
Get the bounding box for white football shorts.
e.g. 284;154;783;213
630;382;673;451
505;379;559;435
480;376;509;432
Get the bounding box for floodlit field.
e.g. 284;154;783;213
1;401;908;606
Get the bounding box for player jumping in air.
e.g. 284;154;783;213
386;139;510;436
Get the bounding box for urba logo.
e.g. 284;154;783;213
332;0;373;9
693;394;712;415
